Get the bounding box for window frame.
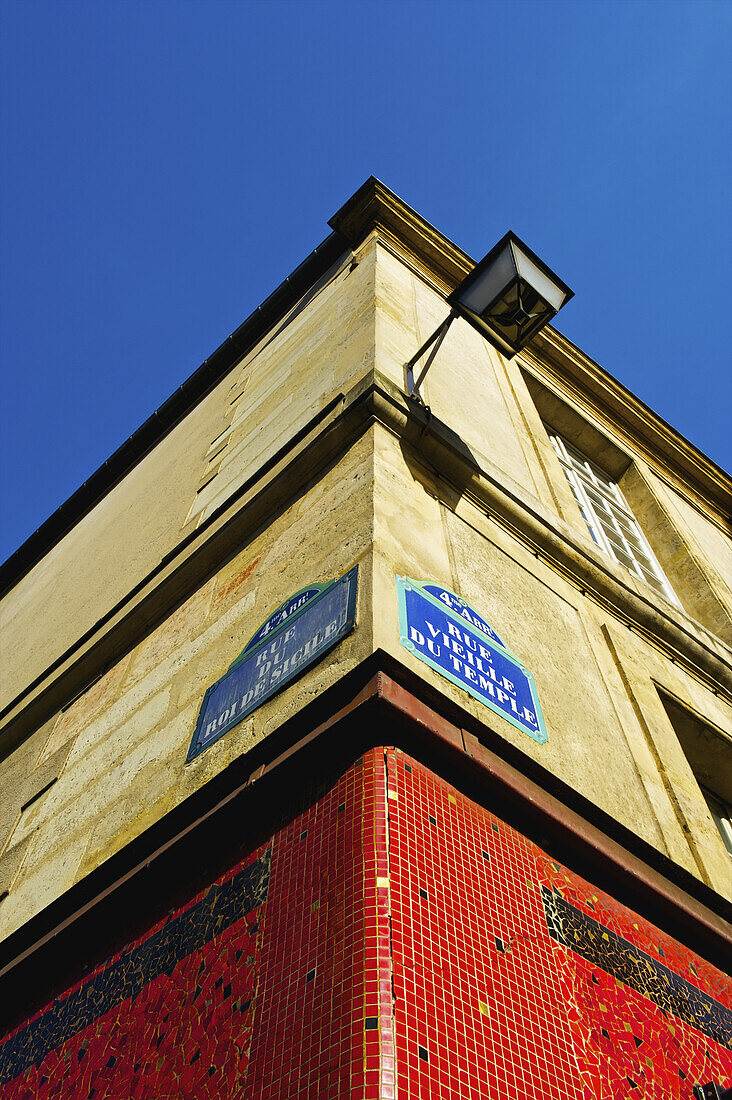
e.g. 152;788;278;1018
549;434;680;606
701;786;732;860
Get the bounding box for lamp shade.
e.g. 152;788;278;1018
448;232;573;358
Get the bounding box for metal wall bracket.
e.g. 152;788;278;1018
404;310;456;401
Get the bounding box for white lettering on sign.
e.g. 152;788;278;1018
399;578;545;742
189;567;358;762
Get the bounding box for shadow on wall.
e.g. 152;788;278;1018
398;397;479;515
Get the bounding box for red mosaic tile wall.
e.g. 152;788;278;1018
0;753;387;1100
386;748;732;1099
0;847;269;1100
1;746;730;1099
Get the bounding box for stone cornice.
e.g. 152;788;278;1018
329;176;473;294
371;377;732;692
2;376;730;766
2;177;728;602
0;232;348;598
523;328;732;528
331;177;731;526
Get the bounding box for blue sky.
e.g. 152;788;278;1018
1;0;730;563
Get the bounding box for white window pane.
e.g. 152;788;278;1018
550;433;679;606
703;788;732;859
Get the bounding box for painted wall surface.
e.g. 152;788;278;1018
1;749;729;1099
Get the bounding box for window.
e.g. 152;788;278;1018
658;691;732;863
550;434;679;605
700;787;732;860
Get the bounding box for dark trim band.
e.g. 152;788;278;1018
0;850;270;1084
541;885;731;1049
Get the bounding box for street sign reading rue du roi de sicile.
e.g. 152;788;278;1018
187;567;358;761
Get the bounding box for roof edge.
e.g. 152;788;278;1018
2;177;729;599
0;230;348;599
329;174;473;291
332;178;731;519
526;328;732;522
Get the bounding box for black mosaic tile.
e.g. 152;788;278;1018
0;849;271;1085
540;886;732;1049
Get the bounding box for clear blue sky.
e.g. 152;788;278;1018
1;0;730;564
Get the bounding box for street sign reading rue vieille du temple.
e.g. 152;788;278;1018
397;578;547;744
187;566;358;761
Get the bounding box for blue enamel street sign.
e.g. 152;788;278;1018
397;577;547;744
421;583;507;650
234;585;324;664
187;566;358;762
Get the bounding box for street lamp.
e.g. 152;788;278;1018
405;231;573;399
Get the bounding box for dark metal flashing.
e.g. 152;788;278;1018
0;652;729;1036
0;231;348;599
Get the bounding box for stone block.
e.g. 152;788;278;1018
40;656;131;761
0;834;89;940
0;834;32;896
211;554;261;616
124;580;215;688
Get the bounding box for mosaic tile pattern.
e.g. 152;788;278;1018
0;847;270;1098
542;886;732;1049
536;849;732;1097
1;746;731;1099
387;747;587;1099
387;748;732;1099
243;751;385;1099
0;852;271;1086
0;755;384;1100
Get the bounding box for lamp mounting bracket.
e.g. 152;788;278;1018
404;309;457;402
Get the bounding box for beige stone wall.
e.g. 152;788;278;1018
0;432;374;941
183;243;376;531
620;463;732;646
370;424;732;899
0;377;225;710
1;218;730;943
0;241;370;712
374;243;542;501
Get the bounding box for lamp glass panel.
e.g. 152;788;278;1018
488;281;553;348
512;243;567;311
457;244;516;316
